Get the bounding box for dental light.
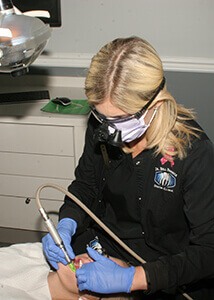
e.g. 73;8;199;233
0;0;51;76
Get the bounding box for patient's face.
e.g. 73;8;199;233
56;253;98;299
49;253;128;300
73;253;93;270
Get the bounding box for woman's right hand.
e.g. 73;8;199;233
42;218;77;270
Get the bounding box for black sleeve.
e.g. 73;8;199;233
59;115;100;226
143;138;214;294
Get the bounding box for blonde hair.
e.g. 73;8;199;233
85;36;199;159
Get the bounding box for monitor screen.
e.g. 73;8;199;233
12;0;61;27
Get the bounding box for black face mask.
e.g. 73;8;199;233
93;121;123;147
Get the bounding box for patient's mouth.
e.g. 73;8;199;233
74;258;83;269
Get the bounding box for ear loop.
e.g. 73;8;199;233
148;107;158;126
140;107;158;127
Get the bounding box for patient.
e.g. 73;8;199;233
50;253;134;300
0;242;134;300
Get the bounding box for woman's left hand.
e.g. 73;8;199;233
76;247;135;294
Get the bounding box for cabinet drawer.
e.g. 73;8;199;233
0;123;74;156
0;174;71;200
0;152;75;179
0;195;62;231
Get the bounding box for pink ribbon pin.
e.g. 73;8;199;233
160;154;174;167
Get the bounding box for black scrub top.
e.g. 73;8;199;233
101;150;160;262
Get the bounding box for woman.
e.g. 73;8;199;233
43;36;214;299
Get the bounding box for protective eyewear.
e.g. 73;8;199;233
90;77;165;125
91;106;137;125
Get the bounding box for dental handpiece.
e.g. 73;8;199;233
39;207;76;271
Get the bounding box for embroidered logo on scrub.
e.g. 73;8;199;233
154;167;177;192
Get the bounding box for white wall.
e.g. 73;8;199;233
36;0;214;73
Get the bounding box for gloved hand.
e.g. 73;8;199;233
42;218;77;270
76;247;135;294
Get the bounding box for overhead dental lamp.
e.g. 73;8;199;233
0;0;52;76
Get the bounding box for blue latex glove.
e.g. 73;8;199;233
76;246;135;294
42;218;77;270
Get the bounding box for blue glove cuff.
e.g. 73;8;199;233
58;218;77;236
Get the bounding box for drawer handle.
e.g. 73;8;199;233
25;197;31;204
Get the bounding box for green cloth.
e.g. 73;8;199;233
41;99;90;115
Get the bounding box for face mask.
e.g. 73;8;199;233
91;77;165;146
108;108;157;143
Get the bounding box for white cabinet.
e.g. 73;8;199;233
0;101;88;233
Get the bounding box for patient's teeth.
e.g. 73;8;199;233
79;259;83;268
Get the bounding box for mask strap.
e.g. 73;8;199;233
140;107;158;126
148;107;158;126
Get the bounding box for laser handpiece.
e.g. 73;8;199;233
39;207;76;272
